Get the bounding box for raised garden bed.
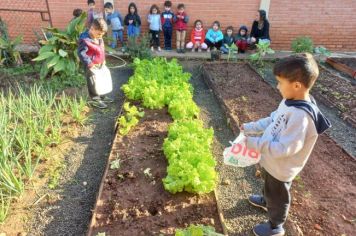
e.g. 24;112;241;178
312;66;356;127
202;62;356;236
87;107;223;235
326;57;356;79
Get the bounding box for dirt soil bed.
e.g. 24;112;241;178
202;62;356;236
312;67;356;127
89;108;222;236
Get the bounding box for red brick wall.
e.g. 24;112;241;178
2;0;356;51
269;0;356;51
0;0;50;43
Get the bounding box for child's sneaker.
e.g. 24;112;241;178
248;195;267;211
253;222;285;236
191;48;195;52
198;48;202;52
88;100;108;109
158;47;162;52
101;96;114;103
181;49;185;54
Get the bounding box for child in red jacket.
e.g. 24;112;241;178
186;20;207;52
78;18;113;109
174;3;189;53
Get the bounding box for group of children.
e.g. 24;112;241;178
82;0;270;54
77;3;331;236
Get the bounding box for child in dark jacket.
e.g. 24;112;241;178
124;2;141;38
174;3;189;53
220;26;235;54
235;25;249;53
161;1;174;50
104;2;124;49
78;18;112;109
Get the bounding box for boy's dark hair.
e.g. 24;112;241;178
177;3;185;9
150;4;160;14
164;1;172;7
226;26;233;33
87;0;95;5
194;19;202;27
73;8;83;17
213;21;220;28
273;53;319;89
104;2;113;9
91;18;108;33
128;2;138;14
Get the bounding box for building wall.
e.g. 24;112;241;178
0;0;50;42
1;0;355;51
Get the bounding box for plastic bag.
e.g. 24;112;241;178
90;65;113;95
223;132;261;167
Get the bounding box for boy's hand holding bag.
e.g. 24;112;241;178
223;131;261;167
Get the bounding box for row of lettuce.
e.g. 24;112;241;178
119;57;217;194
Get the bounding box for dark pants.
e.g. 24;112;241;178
150;30;160;47
85;68;100;100
163;26;172;49
261;169;292;227
205;39;223;50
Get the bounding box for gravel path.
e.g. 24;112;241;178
182;62;266;236
27;67;131;236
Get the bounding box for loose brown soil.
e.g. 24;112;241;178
89;108;223;236
203;62;356;236
312;67;356;127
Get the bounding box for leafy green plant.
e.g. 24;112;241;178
291;36;314;53
126;33;152;60
110;159;121;170
314;46;330;56
175;224;224;236
163;120;216;194
0;17;23;66
225;43;238;61
118;102;145;136
249;41;275;67
32;13;86;79
0;84;88;221
121;58;217;194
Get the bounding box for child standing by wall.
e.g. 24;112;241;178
161;1;174;50
86;0;96;28
174;3;189;53
220;26;235;54
242;53;331;236
235;25;249;53
204;21;224;52
78;18;113;109
124;2;141;38
186;20;207;52
104;2;124;49
147;4;162;52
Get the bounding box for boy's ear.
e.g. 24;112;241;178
294;81;303;89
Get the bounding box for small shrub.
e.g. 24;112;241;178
0;17;23;66
249;41;275;67
126;34;152;60
32;12;87;79
291;36;314;53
